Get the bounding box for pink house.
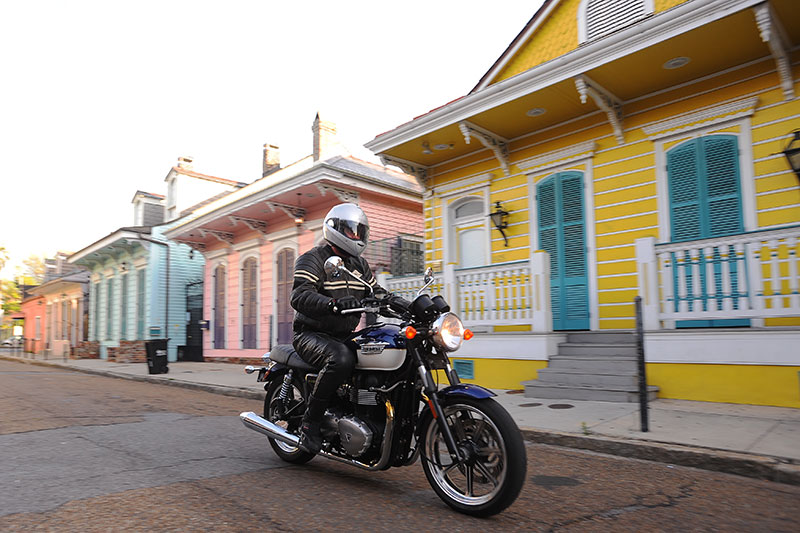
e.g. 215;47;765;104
164;115;424;360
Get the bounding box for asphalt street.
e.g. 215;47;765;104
1;360;799;531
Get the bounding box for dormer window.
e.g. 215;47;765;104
579;0;653;43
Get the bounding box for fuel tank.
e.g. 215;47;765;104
353;324;406;371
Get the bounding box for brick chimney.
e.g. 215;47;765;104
177;156;193;170
312;113;343;162
262;144;280;177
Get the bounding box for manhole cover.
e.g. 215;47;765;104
519;403;542;408
506;389;525;395
547;403;574;409
531;475;582;489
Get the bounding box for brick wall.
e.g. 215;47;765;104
74;341;99;359
117;340;147;363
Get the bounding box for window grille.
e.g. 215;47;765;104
582;0;650;42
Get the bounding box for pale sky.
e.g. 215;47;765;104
0;0;543;278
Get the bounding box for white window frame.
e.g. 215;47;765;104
239;250;261;350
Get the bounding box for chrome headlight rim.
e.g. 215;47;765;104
431;312;465;352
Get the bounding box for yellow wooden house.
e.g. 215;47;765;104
367;0;800;407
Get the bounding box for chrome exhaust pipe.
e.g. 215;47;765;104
240;411;300;447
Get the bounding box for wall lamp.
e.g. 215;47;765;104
489;201;510;247
782;130;800;184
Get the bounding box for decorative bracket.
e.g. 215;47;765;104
575;75;624;144
316;184;359;203
754;4;794;100
379;155;429;188
268;202;306;221
173;239;207;251
197;229;234;245
458;121;510;176
228;215;268;235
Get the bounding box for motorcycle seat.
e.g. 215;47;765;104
269;344;318;372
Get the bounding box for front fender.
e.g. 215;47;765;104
436;383;496;400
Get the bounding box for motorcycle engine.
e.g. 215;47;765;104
337;416;373;457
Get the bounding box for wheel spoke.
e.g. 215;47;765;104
474;460;499;487
465;465;474;497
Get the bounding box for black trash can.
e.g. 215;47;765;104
145;339;169;374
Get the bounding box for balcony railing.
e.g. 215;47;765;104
379;251;553;331
636;226;800;328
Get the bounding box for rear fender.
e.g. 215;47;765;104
261;362;289;391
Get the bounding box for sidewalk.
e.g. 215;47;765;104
2;349;799;485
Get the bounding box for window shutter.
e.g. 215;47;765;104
668;142;702;242
702;136;743;237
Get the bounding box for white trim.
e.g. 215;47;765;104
233;237;263;253
238;251;261;350
367;0;764;154
436;173;493;196
642;97;759;140
271;240;299;347
527;165;599;330
516;141;596;173
653;116;758;242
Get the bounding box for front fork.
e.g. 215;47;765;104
413;347;464;462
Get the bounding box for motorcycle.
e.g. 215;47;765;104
240;257;527;517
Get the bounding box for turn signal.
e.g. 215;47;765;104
403;326;417;339
463;329;474;341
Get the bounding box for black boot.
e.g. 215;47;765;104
298;394;329;455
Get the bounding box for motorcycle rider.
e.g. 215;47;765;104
291;203;404;454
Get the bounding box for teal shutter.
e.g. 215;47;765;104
537;172;589;330
667;135;747;328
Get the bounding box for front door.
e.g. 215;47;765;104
537;171;590;330
183;280;204;361
275;249;295;345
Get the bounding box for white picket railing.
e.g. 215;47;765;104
381;251;552;331
636;226;800;327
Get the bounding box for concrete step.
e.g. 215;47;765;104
536;368;639;387
558;343;638;357
521;381;659;402
566;331;636;344
547;356;638;373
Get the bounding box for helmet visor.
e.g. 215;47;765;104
329;218;369;243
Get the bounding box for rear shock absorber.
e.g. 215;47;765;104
279;369;294;400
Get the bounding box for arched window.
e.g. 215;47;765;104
579;0;652;43
241;257;258;349
213;264;226;349
275;249;295;345
452;198;486;268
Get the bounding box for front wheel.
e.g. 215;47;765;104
263;374;314;464
420;397;527;517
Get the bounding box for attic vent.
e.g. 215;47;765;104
580;0;651;43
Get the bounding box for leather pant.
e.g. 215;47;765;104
293;330;356;401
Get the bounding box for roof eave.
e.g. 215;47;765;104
365;0;760;155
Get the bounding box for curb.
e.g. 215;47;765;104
0;355;265;400
520;428;800;486
3;354;798;486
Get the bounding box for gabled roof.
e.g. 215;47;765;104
472;0;555;93
169;166;248;188
131;190;165;203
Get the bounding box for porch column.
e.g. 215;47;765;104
635;237;659;330
443;263;457;311
531;250;552;332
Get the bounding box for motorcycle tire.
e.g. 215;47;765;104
420;396;527;517
263;374;315;464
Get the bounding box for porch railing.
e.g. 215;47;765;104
378;250;552;331
636;226;800;328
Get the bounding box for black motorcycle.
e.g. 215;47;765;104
240;257;526;517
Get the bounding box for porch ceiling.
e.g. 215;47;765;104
373;0;799;166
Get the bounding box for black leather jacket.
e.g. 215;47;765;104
291;244;387;336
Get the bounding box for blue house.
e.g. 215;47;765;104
69;158;245;362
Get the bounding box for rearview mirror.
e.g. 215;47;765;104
324;256;344;279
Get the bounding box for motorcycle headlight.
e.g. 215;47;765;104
430;312;465;352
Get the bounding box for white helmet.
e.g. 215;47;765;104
323;203;370;257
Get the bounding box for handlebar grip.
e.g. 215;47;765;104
340;307;365;315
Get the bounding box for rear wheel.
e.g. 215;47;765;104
420;397;526;517
263;374;314;464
